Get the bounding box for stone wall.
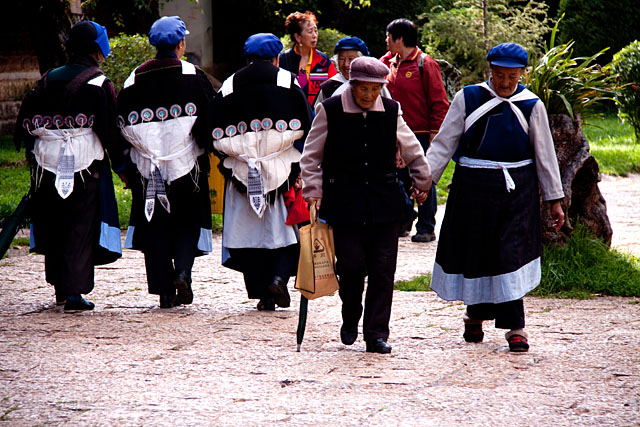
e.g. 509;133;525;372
0;37;40;135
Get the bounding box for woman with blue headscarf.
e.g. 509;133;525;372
14;21;126;312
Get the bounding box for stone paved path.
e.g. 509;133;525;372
0;175;638;426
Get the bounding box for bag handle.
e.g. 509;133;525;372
309;202;318;226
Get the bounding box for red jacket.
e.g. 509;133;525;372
380;47;449;134
280;48;337;106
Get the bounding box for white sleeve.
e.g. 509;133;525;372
426;89;466;183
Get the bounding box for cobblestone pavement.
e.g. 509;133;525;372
0;176;638;426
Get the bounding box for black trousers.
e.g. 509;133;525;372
142;204;199;295
227;245;299;299
138;172;208;295
466;299;525;330
333;222;402;342
32;170;99;296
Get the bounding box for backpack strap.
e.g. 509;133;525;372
418;52;426;77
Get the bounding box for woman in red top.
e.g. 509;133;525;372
279;11;337;106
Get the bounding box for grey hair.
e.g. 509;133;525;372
331;50;364;70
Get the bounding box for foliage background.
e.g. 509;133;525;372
101;34;156;93
421;0;551;85
557;0;640;66
609;40;640;142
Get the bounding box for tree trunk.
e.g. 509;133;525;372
542;114;613;245
24;0;73;74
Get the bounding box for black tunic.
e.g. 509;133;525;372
13;56;124;295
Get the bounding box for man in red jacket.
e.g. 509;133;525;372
381;18;449;242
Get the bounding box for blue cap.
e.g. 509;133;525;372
67;21;110;58
149;16;190;47
486;43;528;68
334;36;370;56
243;33;283;59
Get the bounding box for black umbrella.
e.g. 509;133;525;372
296;294;308;352
0;192;31;259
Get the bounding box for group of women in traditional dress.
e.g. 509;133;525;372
14;11;565;355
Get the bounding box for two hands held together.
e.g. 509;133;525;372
305;185;431;212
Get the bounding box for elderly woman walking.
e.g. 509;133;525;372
300;57;431;354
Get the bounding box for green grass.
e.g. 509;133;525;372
584;114;640;176
111;171;132;229
394;224;640;298
0;136;30;226
535;223;640;298
394;274;432;292
435;161;455;205
1;135;223;232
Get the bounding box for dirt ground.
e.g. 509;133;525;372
0;175;638;426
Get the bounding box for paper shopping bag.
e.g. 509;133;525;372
294;204;339;300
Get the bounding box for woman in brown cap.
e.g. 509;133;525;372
300;56;431;354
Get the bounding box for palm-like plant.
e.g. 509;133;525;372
524;18;617;120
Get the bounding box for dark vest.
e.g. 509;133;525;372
320;95;405;226
457;83;538;162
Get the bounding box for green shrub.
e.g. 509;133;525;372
609;40;640;142
280;28;349;57
524;19;617;120
111;171;131;229
101;33;155;93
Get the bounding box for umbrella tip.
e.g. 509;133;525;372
296;344;301;352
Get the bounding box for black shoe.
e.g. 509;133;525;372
173;270;191;290
257;298;275;311
177;284;193;305
267;276;290;308
159;292;178;308
340;325;358;345
174;270;193;305
366;338;392;354
463;323;484;343
55;295;67;306
63;295;95;313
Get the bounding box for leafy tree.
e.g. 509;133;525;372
20;0;73;73
420;0;552;85
557;0;640;66
609;41;640;142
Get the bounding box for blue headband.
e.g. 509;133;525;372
91;21;110;58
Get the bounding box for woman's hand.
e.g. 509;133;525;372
395;149;406;169
306;197;322;211
549;201;565;232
